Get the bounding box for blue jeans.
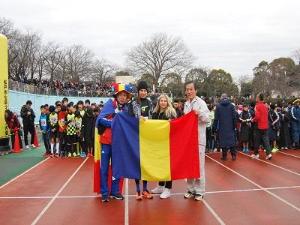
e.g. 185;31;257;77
101;144;120;197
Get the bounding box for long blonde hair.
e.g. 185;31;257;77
153;94;177;119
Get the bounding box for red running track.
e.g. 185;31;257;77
0;151;299;225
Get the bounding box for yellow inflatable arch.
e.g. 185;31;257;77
0;34;10;151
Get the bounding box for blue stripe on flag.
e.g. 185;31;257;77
112;112;141;179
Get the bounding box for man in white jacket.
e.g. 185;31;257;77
183;81;210;201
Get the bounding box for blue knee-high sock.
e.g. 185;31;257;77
135;179;140;193
143;180;148;191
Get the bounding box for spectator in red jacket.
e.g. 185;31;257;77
5;110;23;151
251;93;272;160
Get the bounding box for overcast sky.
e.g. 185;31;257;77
2;0;300;80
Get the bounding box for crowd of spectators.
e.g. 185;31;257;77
9;78;115;97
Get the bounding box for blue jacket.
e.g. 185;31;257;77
39;113;49;132
290;106;300;122
213;99;237;148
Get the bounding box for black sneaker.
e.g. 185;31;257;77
184;191;195;199
110;193;124;200
102;195;109;202
194;194;204;201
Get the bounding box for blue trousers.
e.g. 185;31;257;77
291;122;300;145
100;144;120;197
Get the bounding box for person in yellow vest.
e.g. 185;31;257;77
65;103;77;157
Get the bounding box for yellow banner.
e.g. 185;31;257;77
0;34;9;140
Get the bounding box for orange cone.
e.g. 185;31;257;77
33;129;40;147
12;130;22;153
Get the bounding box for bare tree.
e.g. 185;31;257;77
64;45;94;81
44;42;63;81
292;49;300;65
127;33;194;89
89;58;116;83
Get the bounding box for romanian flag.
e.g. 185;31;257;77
111;112;200;181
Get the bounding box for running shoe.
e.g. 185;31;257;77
266;154;272;160
110;193;124;200
136;192;143;200
160;188;171;199
194;194;203;201
151;186;164;194
142;190;153;199
102;195;109;202
251;154;259;159
184;191;195;199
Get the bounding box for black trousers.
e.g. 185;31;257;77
159;181;172;189
23;124;35;146
222;147;236;157
253;128;271;155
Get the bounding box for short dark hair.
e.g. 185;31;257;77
77;100;84;105
258;93;264;101
85;99;90;104
62;97;68;103
26;100;32;105
184;81;197;91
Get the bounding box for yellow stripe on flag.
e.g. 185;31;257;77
94;128;101;162
139;120;171;181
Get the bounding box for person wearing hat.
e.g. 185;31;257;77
128;80;153;200
290;99;300;149
96;84;132;202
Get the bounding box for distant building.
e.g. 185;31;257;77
115;75;135;84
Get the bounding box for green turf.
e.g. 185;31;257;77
0;146;45;186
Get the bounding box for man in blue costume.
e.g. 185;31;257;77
96;84;132;202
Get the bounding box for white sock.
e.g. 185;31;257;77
51;143;54;154
56;143;60;155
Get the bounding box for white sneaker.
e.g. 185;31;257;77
151;186;164;194
266;154;272;160
160;188;171;199
251;154;259;159
25;145;30;150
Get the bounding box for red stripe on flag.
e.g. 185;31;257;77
170;112;200;180
94;162;124;194
93;160;100;193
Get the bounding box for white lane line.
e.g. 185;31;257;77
203;199;226;225
31;158;88;225
278;151;300;159
124;178;129;225
3;185;300;199
0;157;50;190
206;155;300;212
239;152;300;176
